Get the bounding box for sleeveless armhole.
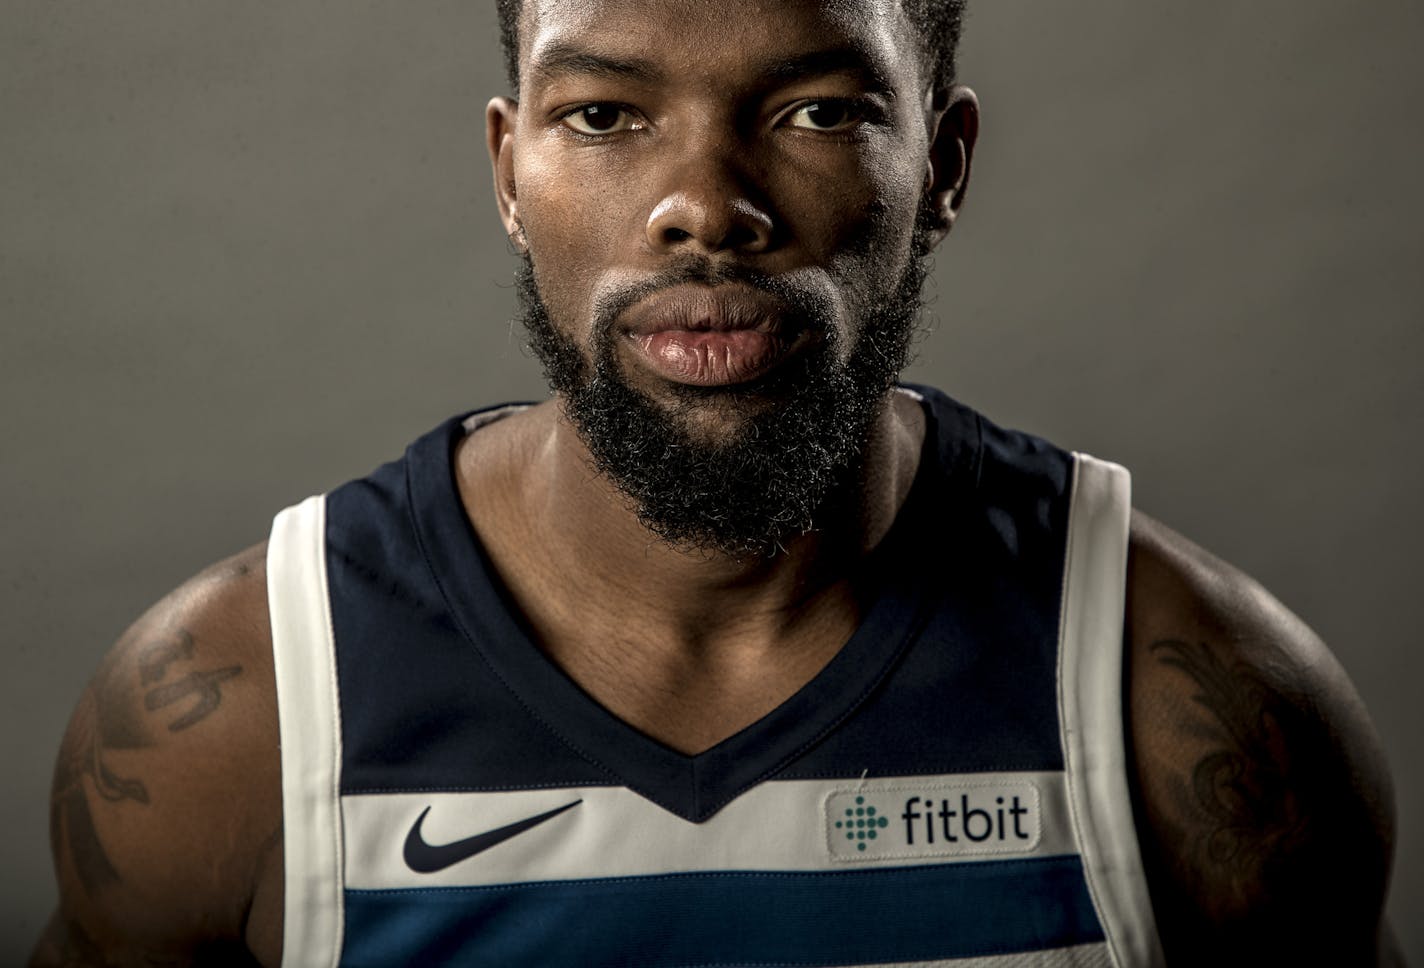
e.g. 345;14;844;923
267;496;345;968
1057;455;1166;968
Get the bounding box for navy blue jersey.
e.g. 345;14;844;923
266;386;1164;967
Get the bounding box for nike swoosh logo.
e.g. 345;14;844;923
403;799;583;873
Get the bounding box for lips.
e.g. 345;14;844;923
619;284;807;387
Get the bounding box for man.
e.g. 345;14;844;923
33;0;1398;965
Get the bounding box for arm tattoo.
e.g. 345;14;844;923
144;666;243;731
52;626;244;896
1149;639;1311;884
139;629;243;732
138;629;196;685
51;648;154;896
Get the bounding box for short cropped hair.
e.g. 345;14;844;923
495;0;967;94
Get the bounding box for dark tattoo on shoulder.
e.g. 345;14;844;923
144;666;244;731
52;653;153;896
139;628;243;732
53;625;245;897
138;628;196;685
1149;639;1311;884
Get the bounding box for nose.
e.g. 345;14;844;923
645;149;775;255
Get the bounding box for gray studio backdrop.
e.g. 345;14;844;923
3;1;1420;960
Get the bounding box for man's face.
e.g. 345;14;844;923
490;0;969;555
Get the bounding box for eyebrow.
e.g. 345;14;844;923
528;41;898;95
529;42;663;84
759;45;897;95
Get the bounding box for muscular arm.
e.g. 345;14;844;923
30;545;283;968
1126;513;1399;966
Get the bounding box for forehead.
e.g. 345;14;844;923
519;0;918;91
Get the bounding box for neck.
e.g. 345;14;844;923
449;390;928;751
538;387;923;639
455;387;926;753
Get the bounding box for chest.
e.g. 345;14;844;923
318;533;1094;965
529;592;866;756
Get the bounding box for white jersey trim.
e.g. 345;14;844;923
1057;455;1165;968
829;941;1113;968
342;771;1075;890
268;496;345;968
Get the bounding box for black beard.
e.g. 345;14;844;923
517;236;930;560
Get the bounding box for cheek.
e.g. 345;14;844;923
514;148;624;333
808;168;923;314
804;169;923;342
775;137;924;271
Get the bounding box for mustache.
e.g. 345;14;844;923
589;260;834;339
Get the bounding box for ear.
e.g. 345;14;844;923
922;85;979;247
486;96;524;251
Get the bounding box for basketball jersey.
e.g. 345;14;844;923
266;385;1166;967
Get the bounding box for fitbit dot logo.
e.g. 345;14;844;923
824;782;1041;862
832;796;891;850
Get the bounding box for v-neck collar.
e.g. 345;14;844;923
406;397;948;823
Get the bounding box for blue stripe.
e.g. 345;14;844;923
341;856;1104;967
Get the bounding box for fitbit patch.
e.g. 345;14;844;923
824;782;1041;862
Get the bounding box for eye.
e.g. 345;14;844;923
785;100;863;133
561;104;640;136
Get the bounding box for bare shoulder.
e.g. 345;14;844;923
32;543;282;968
1124;511;1398;965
